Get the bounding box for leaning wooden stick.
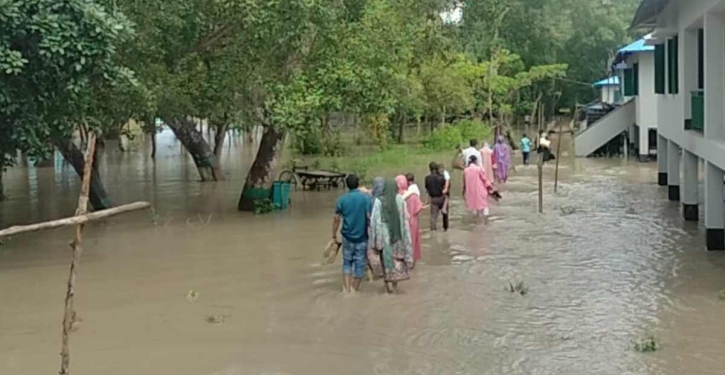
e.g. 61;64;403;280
59;132;96;375
0;202;151;239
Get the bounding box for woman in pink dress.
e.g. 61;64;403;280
480;142;495;184
396;174;423;265
463;155;495;221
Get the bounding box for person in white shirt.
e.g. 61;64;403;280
537;130;555;163
461;139;482;167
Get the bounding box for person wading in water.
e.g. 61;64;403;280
425;162;448;231
332;174;372;293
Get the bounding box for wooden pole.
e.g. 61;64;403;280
554;120;564;193
59;133;96;375
538;152;543;213
0;202;151;239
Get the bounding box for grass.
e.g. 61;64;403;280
718;290;725;300
289;144;456;184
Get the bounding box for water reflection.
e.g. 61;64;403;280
1;132;724;375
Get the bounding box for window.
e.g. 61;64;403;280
667;36;679;94
655;44;666;94
624;68;635;96
633;63;639;95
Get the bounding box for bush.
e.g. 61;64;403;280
424;119;493;151
292;128;322;155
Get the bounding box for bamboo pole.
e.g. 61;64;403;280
554;108;579;193
0;202;151;239
554;121;564;193
538;152;543;213
59;133;95;375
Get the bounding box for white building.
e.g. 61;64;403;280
575;37;658;160
593;76;621;104
632;0;724;250
614;37;659;161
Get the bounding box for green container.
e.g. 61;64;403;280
691;90;704;132
272;181;291;210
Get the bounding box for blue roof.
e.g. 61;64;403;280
594;76;620;87
617;38;654;54
612;37;654;67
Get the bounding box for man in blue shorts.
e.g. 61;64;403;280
332;174;371;293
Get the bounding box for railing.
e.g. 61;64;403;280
691;90;704;132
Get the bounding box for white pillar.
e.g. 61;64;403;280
657;134;668;186
667;139;680;201
682;149;699;221
705;162;724;250
639;127;649;162
704;13;725;141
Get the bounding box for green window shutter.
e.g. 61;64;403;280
668;37;679;94
624;68;634;96
655;44;666;94
633;63;639;96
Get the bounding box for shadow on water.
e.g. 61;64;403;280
1;133;725;375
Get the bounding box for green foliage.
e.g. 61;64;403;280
424;119;494;151
365;114;391;150
633;336;661;353
253;198;274;215
718;290;725;300
0;0;134;164
458;0;640;109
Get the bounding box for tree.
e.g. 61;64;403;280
1;0;134;209
458;0;640;111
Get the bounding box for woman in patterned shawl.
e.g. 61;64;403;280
370;179;414;294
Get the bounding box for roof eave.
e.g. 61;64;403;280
630;0;671;30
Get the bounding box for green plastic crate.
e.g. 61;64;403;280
272;181;291;210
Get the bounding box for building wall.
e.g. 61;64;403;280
654;0;725;172
600;86;618;104
623;52;658;155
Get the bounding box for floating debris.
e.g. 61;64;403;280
206;315;225;324
507;281;529;296
625;207;637;215
186;290;200;302
452;255;474;264
559;206;578;216
633;336;661;353
718;290;725;300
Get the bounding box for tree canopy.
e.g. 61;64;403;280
1;0;642;200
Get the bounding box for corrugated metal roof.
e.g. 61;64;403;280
631;0;671;29
594;76;620;87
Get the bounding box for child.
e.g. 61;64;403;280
402;173;421;199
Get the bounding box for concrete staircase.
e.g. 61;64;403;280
575;99;636;157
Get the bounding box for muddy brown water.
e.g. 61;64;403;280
1;130;725;375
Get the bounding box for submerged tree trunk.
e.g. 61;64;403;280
150;131;157;159
55;140;113;211
238;126;286;211
397;112;405;144
0;167;4;202
165;117;225;181
213;123;228;159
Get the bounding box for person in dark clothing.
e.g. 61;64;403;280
425;162;448;231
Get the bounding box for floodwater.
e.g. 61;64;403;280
1;130;724;375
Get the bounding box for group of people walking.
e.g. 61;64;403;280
332;174;418;294
332;135;519;294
